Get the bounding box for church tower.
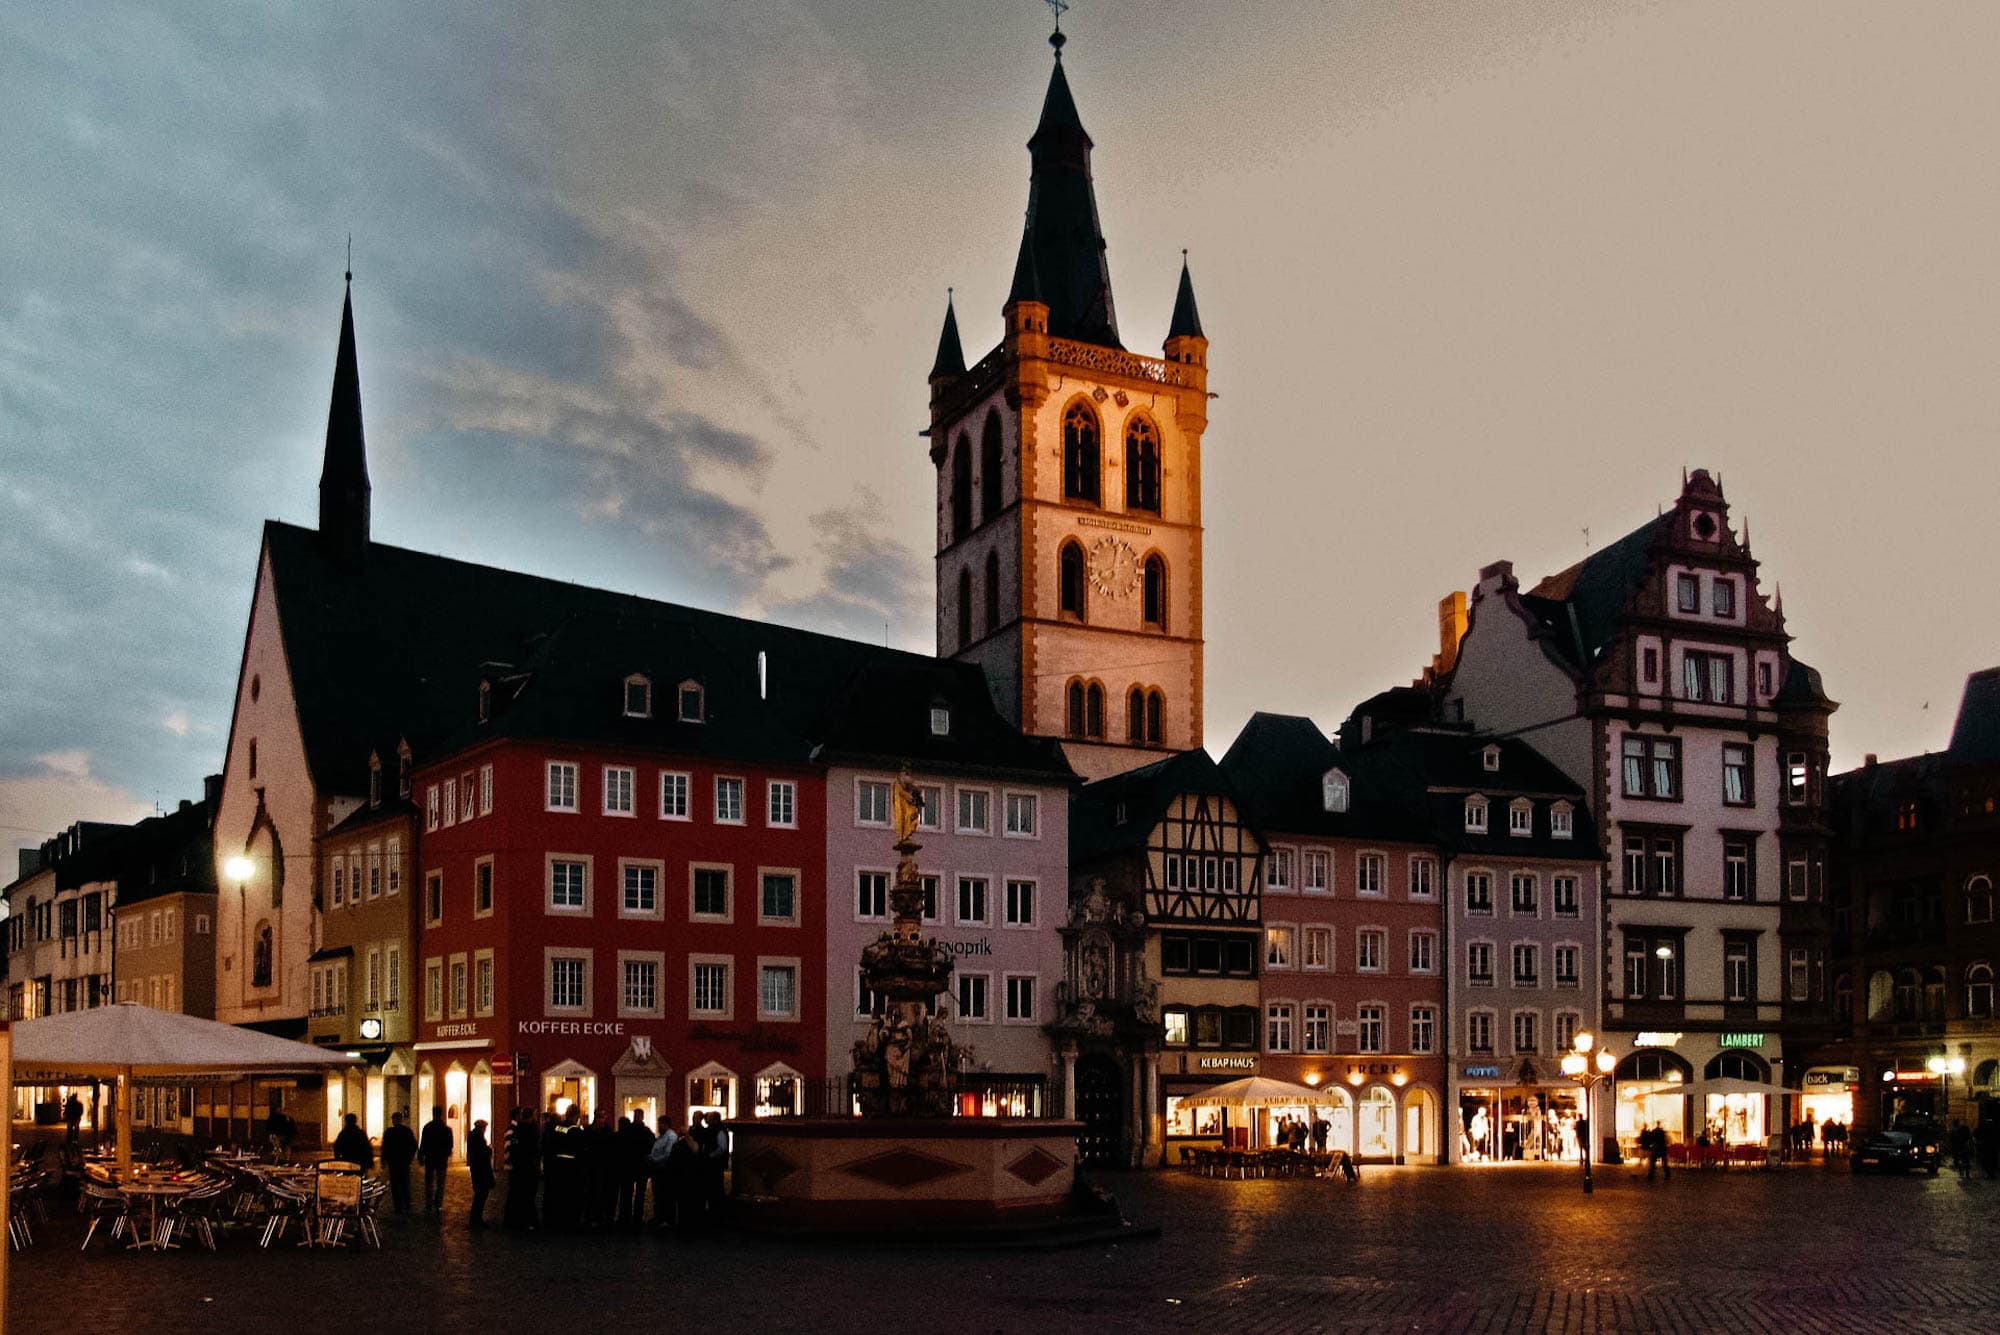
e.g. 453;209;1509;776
930;28;1209;782
318;271;371;570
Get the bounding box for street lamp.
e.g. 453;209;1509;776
223;856;255;883
1561;1031;1618;1194
1927;1054;1967;1122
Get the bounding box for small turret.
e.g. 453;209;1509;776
929;290;965;382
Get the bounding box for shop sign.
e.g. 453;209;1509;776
435;1022;479;1039
1888;1070;1937;1083
1718;1032;1765;1050
1346;1063;1399;1078
939;938;994;957
1803;1068;1859;1088
488;1053;514;1078
1463;1065;1502;1079
1634;1032;1682;1048
517;1020;626;1037
1196;1056;1257;1072
1335;1020;1360;1036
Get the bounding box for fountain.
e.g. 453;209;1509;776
728;774;1110;1238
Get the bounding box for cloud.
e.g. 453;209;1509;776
162;711;190;737
0;753;153;858
762;489;929;647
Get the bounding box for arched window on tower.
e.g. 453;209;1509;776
1142;555;1167;630
1085;682;1106;739
1058;542;1085;620
1062;401;1100;504
1125;416;1160;513
983;550;1000;634
1146;689;1164;745
1969;962;1995;1019
1066;680;1087;738
981;412;1004;524
950;433;972;540
1126;688;1145;743
957;568;972;648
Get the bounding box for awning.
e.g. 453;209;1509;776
1172;1076;1327;1109
1688;1077;1791;1099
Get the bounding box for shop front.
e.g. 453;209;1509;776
1257;1056;1442;1163
1613;1047;1691;1155
1875;1065;1943;1127
1452;1060;1584;1165
1799;1066;1858;1131
1696;1049;1778;1146
1163;1054;1261;1154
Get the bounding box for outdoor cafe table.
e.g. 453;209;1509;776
120;1180;196;1250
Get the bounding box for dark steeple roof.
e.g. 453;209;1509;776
1007;226;1043;305
1526;514;1670;664
317;277;371;570
1948;666;2000;763
1167;254;1204;340
930;291;966;379
1020;33;1121;348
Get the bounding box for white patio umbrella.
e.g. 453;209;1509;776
10;1002;361;1179
1173;1076;1329;1109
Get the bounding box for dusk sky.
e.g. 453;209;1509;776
4;0;1997;856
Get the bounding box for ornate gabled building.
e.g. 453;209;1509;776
1444;469;1835;1158
928;29;1212;782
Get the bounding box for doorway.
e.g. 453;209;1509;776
1075;1054;1125;1167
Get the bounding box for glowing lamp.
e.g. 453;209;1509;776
1595;1049;1616;1076
1573;1031;1595;1054
1347;1071;1365;1086
1561;1052;1585;1078
223;856;255;882
1654;944;1673;959
1304;1072;1321;1088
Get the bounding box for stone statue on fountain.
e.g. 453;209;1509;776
852;770;965;1116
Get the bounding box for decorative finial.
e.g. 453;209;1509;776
345;233;352;284
1046;0;1069;54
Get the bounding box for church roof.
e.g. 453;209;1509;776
317;279;370;565
1525;514;1670;665
1018;42;1121;348
1167;256;1204;340
1948;666;2000;763
929;293;965;379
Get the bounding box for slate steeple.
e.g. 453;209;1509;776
1020;28;1120;348
318;272;371;571
929;289;966;380
1168;253;1205;340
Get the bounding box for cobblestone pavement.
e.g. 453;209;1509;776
9;1160;2000;1333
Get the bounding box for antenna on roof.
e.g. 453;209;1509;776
345;233;352;284
1581;525;1591;552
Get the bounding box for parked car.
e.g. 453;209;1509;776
1852;1129;1941;1175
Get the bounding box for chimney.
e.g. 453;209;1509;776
202;772;223;808
1435;591;1469;676
178;799;192;813
1863;754;1878;768
17;848;42;880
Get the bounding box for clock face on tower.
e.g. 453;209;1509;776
1087;536;1141;599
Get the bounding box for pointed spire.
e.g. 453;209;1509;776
930;289;965;379
1008;225;1043;305
1017;30;1120;348
1168;250;1205;340
318;270;371;570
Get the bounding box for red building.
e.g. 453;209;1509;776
411;612;827;1147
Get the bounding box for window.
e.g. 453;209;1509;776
1468;942;1494;986
442;777;457;827
548;858;588;913
950;433;972;538
715;777;745;824
1512;942;1539;987
856;871;889;921
331;858;346;909
1681;650;1732;704
460;772;476;822
1062;401;1100;503
1624;932;1680;1000
1968;964;1994;1020
425;785;440;831
1510;873;1538;916
1303;1004;1331;1053
1265;926;1294;969
545;762;577;812
1757;660;1774;698
1303;850;1331;894
1410;1005;1436;1055
622;862;659;916
1163;1007;1189;1046
917;785;943;830
1722;744;1752;806
1303;927;1331;971
1004;879;1035;927
956;788;990;834
1788;948;1809;1002
367;845;383;899
1357;1005;1384;1054
1483;744;1502;773
424;871;443;926
758;962;799;1020
659;771;690;820
367;948;382;1011
1675;572;1699;612
1410;857;1437;900
1508;800;1533;837
1059;543;1086;619
1142;555;1166;628
1264;846;1301;894
957;568;972;647
1724;840;1753;902
448;956;468;1017
1712;579;1736;617
1356;853;1384;897
857;970;882;1020
1554;944;1580;988
983;551;1000;634
1266;1003;1295;1053
1465;872;1493;915
1622;735;1681;799
855;779;889;825
760;871;798;925
1553;1011;1580;1052
1969;877;1995;925
474;859;494;916
691;867;731;921
956;972;990;1023
1409;930;1436;974
1642;645;1660;685
387;946;402;1011
1553;875;1579;918
691;959;730;1017
1356;929;1385;973
601;766;634;816
1066;680;1087;737
920;874;940;923
1467;1010;1494;1054
623;674;652;717
678;680;704;722
767;781;796;828
1623;831;1683;896
1512;1010;1539;1054
424;959;443;1021
1724;940;1752;1003
1785;752;1809;805
1550;803;1573;840
956;876;989;926
622;956;661;1016
548;954;588;1012
1005;975;1036;1023
1125;416;1160;512
1005;793;1038;837
1464;796;1488;833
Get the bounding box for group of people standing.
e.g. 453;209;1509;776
499;1105;731;1232
332;1106;464;1216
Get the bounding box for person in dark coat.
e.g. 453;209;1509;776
1975;1117;2000;1180
545;1107;587;1231
332;1112;374;1170
669;1126;702;1230
503;1108;540;1230
587;1108;619;1227
615;1109;652;1229
467;1120;494;1228
382;1111;419;1212
419;1106;454;1214
701;1111;730;1220
63;1093;84;1146
646;1122;680;1229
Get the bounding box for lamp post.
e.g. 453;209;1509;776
1561;1031;1618;1194
1927;1053;1966;1123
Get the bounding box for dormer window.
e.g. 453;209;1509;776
1322;768;1349;814
678;680;705;723
929;705;950;737
1508;798;1533;837
368;753;383;808
1482;744;1501;773
623;674;652;719
1464;795;1489;834
1551;801;1574;840
478;681;492;723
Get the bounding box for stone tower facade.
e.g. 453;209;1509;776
929;33;1210;782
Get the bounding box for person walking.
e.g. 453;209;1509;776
467;1119;494;1228
382;1110;418;1213
333;1112;374;1170
419;1105;454;1215
503;1108;541;1230
62;1092;83;1147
